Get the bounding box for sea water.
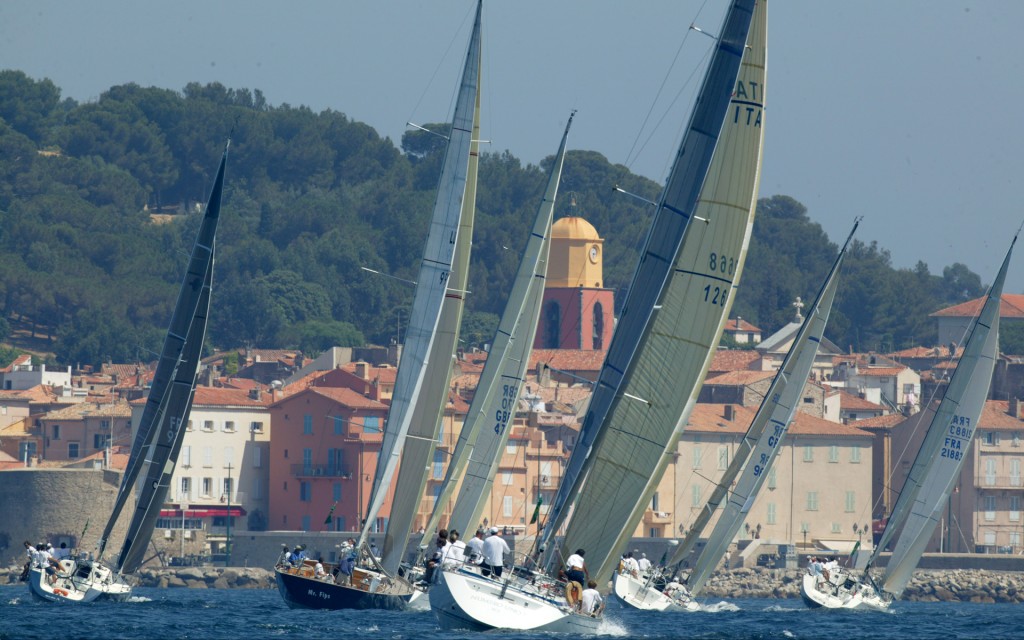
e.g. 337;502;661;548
1;585;1021;640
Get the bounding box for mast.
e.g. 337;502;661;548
541;0;764;585
98;141;228;562
873;233;1014;597
358;0;482;551
682;219;856;594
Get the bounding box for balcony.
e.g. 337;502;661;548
643;510;672;525
975;475;1024;489
290;464;350;478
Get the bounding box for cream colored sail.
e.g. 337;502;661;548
359;0;482;551
380;36;482;576
552;0;766;585
683;221;855;595
875;236;1013;598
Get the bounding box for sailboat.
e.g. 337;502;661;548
613;220;858;613
800;231;1016;611
427;112;573;629
27;142;229;603
432;0;765;631
274;0;482;611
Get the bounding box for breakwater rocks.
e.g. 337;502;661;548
0;565;275;589
701;567;1024;603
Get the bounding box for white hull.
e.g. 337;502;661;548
430;566;602;632
612;572;699;612
27;559;132;603
799;572;889;611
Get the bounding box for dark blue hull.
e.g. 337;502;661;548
274;568;415;610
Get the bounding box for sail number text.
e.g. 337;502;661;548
733;80;763;127
493;383;519;435
942;415;972;461
752;422;786;477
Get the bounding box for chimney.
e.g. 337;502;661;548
724;404;734;421
1012;397;1022;420
355;362;369;379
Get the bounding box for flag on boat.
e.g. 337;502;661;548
529;495;543;524
847;540;861;566
324;502;337;526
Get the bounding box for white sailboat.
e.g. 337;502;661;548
428;113;574;630
614;219;858;612
27;142;229;604
436;0;766;631
800;231;1016;611
274;0;482;611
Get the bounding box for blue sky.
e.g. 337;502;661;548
3;0;1023;291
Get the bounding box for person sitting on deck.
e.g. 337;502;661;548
580;580;604;617
621;551;640;578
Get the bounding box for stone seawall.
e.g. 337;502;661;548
3;565;1024;603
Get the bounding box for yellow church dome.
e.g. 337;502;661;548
551;216;600;241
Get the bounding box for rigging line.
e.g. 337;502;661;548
405;1;476;130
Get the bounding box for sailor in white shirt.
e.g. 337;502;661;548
621;551;640;578
580;580;604;617
443;530;467;566
465;529;485;564
481;527;510;578
637;552;652;573
565;549;587;585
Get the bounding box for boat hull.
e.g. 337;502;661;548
799;573;889;611
430;567;603;633
27;559;132;604
612;571;699;612
274;567;419;610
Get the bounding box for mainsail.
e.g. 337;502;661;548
681;220;857;595
98;142;229;567
870;235;1014;598
423;113;574;543
542;0;765;585
358;0;482;552
379;25;482;575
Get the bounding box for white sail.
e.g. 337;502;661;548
439;114;574;539
875;237;1013;597
549;0;766;585
682;221;856;595
358;0;482;550
380;33;482;575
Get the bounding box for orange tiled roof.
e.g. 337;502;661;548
686;403;872;438
42;400;131;420
703;370;774;386
851;367;906;377
0;354;33;373
847;413;907;430
837;391;885;411
305;386;389;410
708;349;761;373
981;400;1024;431
529;349;606;372
723;317;762;332
930;294;1024;319
192;386;272;407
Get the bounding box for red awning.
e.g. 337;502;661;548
159;506;247;518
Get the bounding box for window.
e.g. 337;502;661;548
180;477;191;500
807;491;819;511
68;442;79;459
93;433;110;449
202;477;213;497
203;420;214;432
333;482;342;502
803;446;813;462
692;446;702;470
541;462;552;485
691;485;702;508
250;421;263;433
1012;532;1021;547
544;301;561;349
845;491;856;513
203;447;213;468
983;431;1000;446
767;467;777;490
253;477;262;500
334;416;344;435
718;446;729;470
506;443;518;454
1010;496;1020;522
766;502;777;525
300;481;311;502
986;459;997;486
183;446;191;467
829;446;839;463
433;450;444;480
592;303;604;350
984;530;996;545
303;415;313;435
363;416;380;433
501;471;514;486
1012;459;1021;486
831;522;842;533
503;496;514;517
224;421;235;433
803;396;814;404
651;492;660;511
302;515;311;532
223;477;233;500
252;446;262;468
52;424;60;440
851;445;862;463
303;448;313;474
187;420;193;431
223;447;234;468
984;496;997;521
